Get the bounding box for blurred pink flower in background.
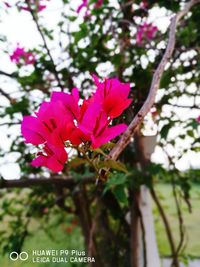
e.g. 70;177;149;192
10;45;36;65
136;22;158;44
38;4;46;12
76;0;88;13
140;0;148;9
94;0;104;8
196;116;200;123
18;0;49;13
76;0;104;17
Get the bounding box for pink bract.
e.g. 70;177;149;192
136;22;158;44
94;0;104;8
76;0;104;17
10;45;36;65
76;0;88;13
79;107;127;149
196;116;200;123
19;0;48;13
92;75;132;118
38;4;46;11
140;0;148;9
21;100;74;147
32;143;68;172
51;88;80;121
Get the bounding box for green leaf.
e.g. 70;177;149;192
186;130;194;138
113;186;128;206
160;123;172;139
104;173;128;194
68;158;87;169
98;160;128;173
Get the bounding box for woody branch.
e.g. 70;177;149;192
0;176;94;189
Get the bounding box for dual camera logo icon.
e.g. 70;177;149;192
9;251;29;261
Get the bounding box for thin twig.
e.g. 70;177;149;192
109;0;200;161
25;0;64;91
150;187;179;267
0;88;14;103
165;103;199;109
172;182;186;262
0;71;17;79
162;145;187;265
0;122;20;127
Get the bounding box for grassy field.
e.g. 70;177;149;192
154;184;200;258
0;184;199;266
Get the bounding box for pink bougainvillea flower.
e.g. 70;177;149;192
20;6;31;11
50;88;80;121
196;115;200;123
21;101;74;147
10;45;36;65
38;4;46;12
21;115;47;145
50;88;92;146
136;22;158;44
94;0;104;8
79;102;127;149
32;143;68;172
76;0;88;13
76;0;103;17
21;89;83;148
92;75;132;118
22;74;132;172
19;0;48;13
140;0;148;9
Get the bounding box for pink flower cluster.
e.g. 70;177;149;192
76;0;104;17
196;116;200;123
21;75;132;172
19;0;49;12
10;45;36;65
136;22;158;44
94;0;104;8
140;0;148;9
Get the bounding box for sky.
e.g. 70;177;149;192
0;0;199;179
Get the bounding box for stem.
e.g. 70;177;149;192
78;146;100;180
0;176;94;189
0;88;14;103
0;71;17;79
171;181;186;262
25;0;64;91
150;187;180;267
